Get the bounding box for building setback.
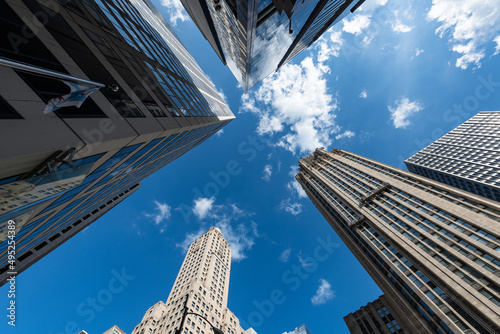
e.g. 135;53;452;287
180;0;365;92
0;0;234;285
130;227;255;334
297;148;500;334
344;294;423;333
405;111;500;202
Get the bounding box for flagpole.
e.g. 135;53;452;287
0;56;106;88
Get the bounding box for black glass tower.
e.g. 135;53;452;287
181;0;365;92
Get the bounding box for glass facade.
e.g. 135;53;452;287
0;0;234;283
297;148;500;334
284;324;313;334
405;112;500;202
185;0;364;92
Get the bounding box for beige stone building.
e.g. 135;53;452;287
297;148;500;334
344;294;422;333
103;325;126;334
131;227;255;334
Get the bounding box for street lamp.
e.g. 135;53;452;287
176;294;224;334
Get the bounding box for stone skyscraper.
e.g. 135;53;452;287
0;0;233;285
181;0;365;92
405;111;500;202
344;294;415;333
131;228;254;334
297;148;500;334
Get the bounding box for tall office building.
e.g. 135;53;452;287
405;111;500;202
103;325;126;334
283;324;313;334
297;148;500;334
344;294;420;334
181;0;365;92
131;227;253;334
0;0;234;285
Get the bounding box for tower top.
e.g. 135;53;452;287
210;226;222;234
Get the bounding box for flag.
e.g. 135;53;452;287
43;81;100;114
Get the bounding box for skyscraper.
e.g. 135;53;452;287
344;294;422;333
0;0;234;285
283;324;313;334
130;227;254;334
181;0;365;92
405;111;500;202
297;148;500;334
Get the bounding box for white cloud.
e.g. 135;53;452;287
311;279;335;306
427;0;500;69
279;248;292;262
388;97;424;129
298;253;314;268
287;180;307;198
391;19;413;33
262;164;272;182
287;166;307;198
176;229;205;252
316;30;344;63
215;129;224;138
280;198;303;215
160;0;190;26
241;57;339;154
416;49;425;56
335;130;355;140
217;221;256;261
359;89;368;99
494;35;500;55
178;200;258;261
145;201;171;228
357;0;387;12
193;197;215;220
343;14;372;35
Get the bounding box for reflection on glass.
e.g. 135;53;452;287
0;162;94;222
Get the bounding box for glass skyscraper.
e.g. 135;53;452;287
0;0;234;285
297;148;500;334
283;324;313;334
405;111;500;202
181;0;364;92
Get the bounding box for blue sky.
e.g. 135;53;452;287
2;0;500;333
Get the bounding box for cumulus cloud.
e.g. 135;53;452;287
427;0;500;69
178;200;258;261
311;279;335;306
416;49;425;56
262;164;272;182
388;97;424;129
391;19;413;33
161;0;190;26
316;30;344;62
145;201;171;229
343;14;372;35
335;130;355;140
193;197;215;220
280;198;303;215
241;57;339;154
279;248;292;262
359;89;368;99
